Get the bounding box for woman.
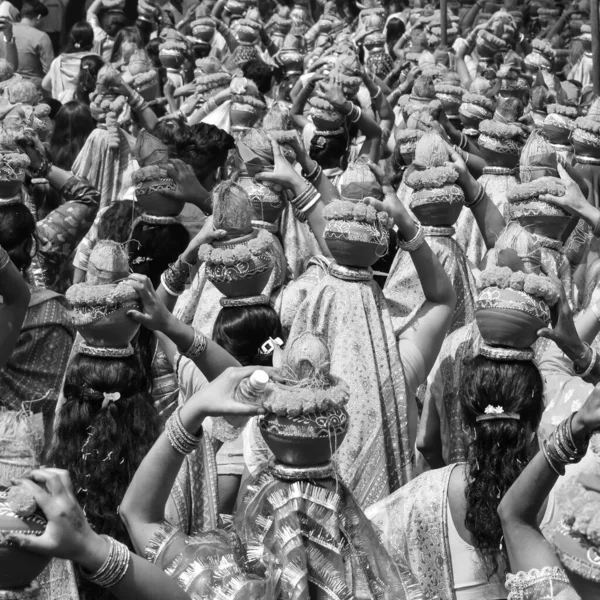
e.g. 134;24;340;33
47;101;97;171
59;54;105;105
109;26;144;69
367;346;545;599
42;21;97;101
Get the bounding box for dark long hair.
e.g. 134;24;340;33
63;21;94;54
48;101;96;171
461;355;544;578
129;221;189;288
0;202;36;273
109;26;143;64
48;354;160;600
213;305;283;366
75;55;105;105
97;200;140;242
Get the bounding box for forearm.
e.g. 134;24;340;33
465;179;506;248
416;398;446;469
86;0;103;21
460;2;482;35
455;56;472;90
123;83;159;132
291;83;314;119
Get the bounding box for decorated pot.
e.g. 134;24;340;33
237;175;286;231
324;219;389;268
259;406;349;466
230;102;262;131
235;22;260;44
511;203;574;242
191;18;216;43
572;125;600;160
135;79;159;102
66;283;142;349
0;489;49;589
158;49;184;70
543;123;572;147
410;184;464;227
206;232;274;298
475;286;550;349
134;178;181;216
477;141;520;169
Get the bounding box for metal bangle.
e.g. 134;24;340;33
350;105;362;124
0;246;10;270
371;86;382;100
464;183;485;209
83;535;130;588
178;328;208;360
165;407;202;455
397;223;426;252
541;440;565;476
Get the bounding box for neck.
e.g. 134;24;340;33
21;18;37;28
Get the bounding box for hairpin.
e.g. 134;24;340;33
102;391;121;409
476;405;520;422
259;337;284;356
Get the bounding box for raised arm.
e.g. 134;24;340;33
290;73;323;130
498;385;599;574
7;468;192;600
0;18;18;71
0;247;30;368
120;367;265;554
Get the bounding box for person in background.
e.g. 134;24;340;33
39;0;67;55
41;20;95;100
13;0;54;82
86;0;128;62
0;14;18;69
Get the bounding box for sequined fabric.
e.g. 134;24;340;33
366;465;456;600
505;567;580;600
283;272;413;506
454;173;519;266
236;467;423;600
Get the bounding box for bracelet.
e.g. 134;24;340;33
0;246;10;270
178;328;208;360
397;223;426;252
165;407;202;455
128;90;148;112
291;182;320;213
370;86;382;100
573;343;594;376
349;104;362;124
302;163;321;183
161;258;192;296
30;157;52;178
82;535;130;587
541;439;564;476
542;414;589;477
576;345;599;380
464;183;485;209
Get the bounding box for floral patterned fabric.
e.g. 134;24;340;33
455;172;519;267
282;272;415;506
366;465;456;600
384;230;476;337
506;567;580;600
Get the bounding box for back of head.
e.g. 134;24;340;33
242;59;279;96
129;220;189;288
110;26;143;64
102;9;128;38
21;0;48;20
65;21;94;54
309;131;349;169
0;202;36;273
76;55;105;104
213;305;283;367
49;101;96;170
461;355;544;578
97;200;139;242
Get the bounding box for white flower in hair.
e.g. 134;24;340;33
484;405;505;415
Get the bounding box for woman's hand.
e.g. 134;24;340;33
314;74;350;113
537;277;587;361
163;159;211;208
182;216;226;264
125;273;173;333
164;78;176;100
538;163;597;224
444;144;478;196
17;133;47;172
185;366;269;418
256;140;306;195
6;469;108;572
108;73;131;98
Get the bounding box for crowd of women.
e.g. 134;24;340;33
1;0;600;598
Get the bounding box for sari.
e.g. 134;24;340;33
455;168;519;267
45;52;98;100
270;266;417;506
384;226;476;337
505;568;580;600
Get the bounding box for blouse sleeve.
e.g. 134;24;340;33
37;176;101;267
505;567;581;600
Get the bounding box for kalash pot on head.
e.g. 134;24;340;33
258;332;350;469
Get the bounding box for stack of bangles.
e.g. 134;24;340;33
82;535;130;588
178;328;208;360
302;162;322;185
344;101;362;124
161;256;193;296
592;216;600;239
127;90;149;112
291;182;321;222
0;246;10;270
166;407;202;454
370;86;382;100
464;183;485;209
573;341;600;383
541;413;589;476
397;223;426;252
